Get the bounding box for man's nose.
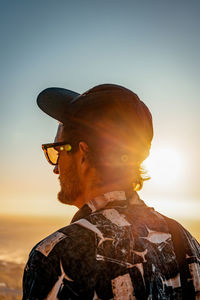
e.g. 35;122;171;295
53;165;59;174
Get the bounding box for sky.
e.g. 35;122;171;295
0;0;200;219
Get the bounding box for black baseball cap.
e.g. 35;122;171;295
37;84;153;160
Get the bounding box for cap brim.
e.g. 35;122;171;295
37;87;80;123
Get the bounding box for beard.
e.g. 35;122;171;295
57;159;82;205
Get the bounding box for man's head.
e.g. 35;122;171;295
37;84;153;207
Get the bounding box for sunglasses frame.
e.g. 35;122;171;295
42;142;72;166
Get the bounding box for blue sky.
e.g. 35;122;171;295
0;0;200;217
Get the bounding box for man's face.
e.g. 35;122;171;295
54;124;82;205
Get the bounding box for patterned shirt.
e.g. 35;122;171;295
23;191;200;299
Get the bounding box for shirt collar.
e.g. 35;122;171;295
71;190;143;223
87;190;127;212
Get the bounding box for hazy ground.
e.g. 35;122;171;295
0;214;199;299
0;215;70;299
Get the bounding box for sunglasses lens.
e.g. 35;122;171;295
46;147;58;165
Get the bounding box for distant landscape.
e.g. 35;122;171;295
0;215;70;299
0;214;199;299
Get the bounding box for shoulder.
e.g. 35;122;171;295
28;221;96;261
23;222;97;299
163;215;200;256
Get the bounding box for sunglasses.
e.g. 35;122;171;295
42;142;72;165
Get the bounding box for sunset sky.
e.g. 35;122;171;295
0;0;200;220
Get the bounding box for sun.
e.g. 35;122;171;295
143;146;183;187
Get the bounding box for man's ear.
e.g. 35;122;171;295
79;141;89;164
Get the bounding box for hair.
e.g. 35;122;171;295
62;122;151;191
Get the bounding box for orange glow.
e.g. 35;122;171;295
143;146;184;187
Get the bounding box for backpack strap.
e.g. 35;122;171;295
162;215;195;299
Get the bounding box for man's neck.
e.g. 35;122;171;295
73;180;133;209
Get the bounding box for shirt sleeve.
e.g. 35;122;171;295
22;248;61;300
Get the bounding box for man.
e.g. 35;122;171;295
23;84;200;299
